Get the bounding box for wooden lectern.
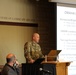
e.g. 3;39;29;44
22;50;71;75
42;50;71;75
42;61;71;75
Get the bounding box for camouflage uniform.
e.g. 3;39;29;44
24;41;44;63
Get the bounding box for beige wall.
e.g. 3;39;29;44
0;0;37;23
0;0;38;65
0;25;37;65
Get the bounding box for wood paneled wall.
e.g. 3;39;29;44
36;2;57;55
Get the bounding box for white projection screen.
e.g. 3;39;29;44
57;3;76;75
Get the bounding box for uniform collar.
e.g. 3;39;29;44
33;41;37;44
32;41;38;46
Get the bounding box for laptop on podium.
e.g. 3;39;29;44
47;50;61;61
33;50;61;64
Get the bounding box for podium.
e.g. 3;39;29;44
42;50;71;75
42;61;71;75
22;50;71;75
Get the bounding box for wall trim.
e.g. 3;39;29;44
0;21;38;27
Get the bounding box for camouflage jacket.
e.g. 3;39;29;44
24;41;44;62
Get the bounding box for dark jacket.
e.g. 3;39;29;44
1;63;20;75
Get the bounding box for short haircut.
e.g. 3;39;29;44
6;55;15;63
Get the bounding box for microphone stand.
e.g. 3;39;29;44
41;70;52;75
43;72;51;75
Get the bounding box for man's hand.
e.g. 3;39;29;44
14;61;19;68
29;59;35;63
16;61;19;66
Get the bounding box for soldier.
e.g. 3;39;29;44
24;33;44;63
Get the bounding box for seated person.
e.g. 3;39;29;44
1;53;20;75
24;33;44;63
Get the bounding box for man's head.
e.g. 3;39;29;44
6;53;16;66
32;33;40;43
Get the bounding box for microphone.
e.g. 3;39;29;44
39;68;52;74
